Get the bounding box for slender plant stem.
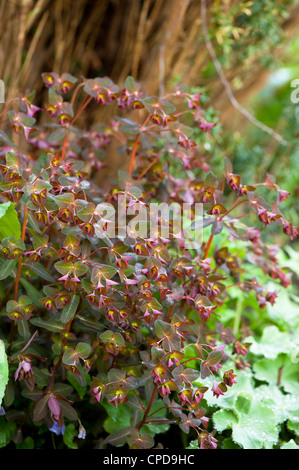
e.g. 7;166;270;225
137;156;160;181
144;418;180;424
61;95;93;161
133;390;146;411
220;198;248;220
128;134;140;174
233;295;243;336
32;166;50;184
71;95;93;126
0;98;18;119
202;233;213;260
70;82;85;107
129;114;153;174
137;384;158;430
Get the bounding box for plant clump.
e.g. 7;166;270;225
0;73;297;449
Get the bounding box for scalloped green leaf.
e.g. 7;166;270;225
248;326;295;359
213;409;238;432
232;401;278;449
253;356;299;396
0;202;21;241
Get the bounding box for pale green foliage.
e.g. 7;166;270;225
0;340;8;408
194;340;299;449
0;202;21;241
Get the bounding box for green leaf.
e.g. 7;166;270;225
52;383;74;396
222;438;240;449
0;417;16;448
54;260;74;275
154;319;171;339
159;99;176;115
125;76;139;93
75;342;91;359
58;400;78;421
0;130;15;148
107;369;126;383
24;262;56;282
54;260;87;278
0;202;21;241
63;423;78;449
213;409;238;432
0;340;8;408
248;326;294;359
16;436;35;449
5;151;21;171
234;393;252;414
33;395;49;421
102;402;131;434
267;290;299;329
142;400;170;436
206;350;223;366
54;192;75;208
102;426;133;447
195;369;254;410
232;401;279;449
0;259;17;280
60;294;80;323
67;371;87;400
17;319;30;338
99;330;125;346
255;384;299;425
48;127;67;143
253;356;299;396
287;420;299;436
20;278;43;307
280;440;299;449
205;171;218;188
30;317;64;333
98;265;118;280
62;348;77;366
186;439;199;449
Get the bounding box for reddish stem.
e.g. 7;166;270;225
137;384;158;430
128;134;140;174
61;95;93;161
220;198;248;220
0;98;18;119
137;156;160;181
202;233;213;260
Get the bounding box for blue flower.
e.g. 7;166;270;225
49;421;65;435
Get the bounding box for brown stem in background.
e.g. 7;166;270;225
277;366;284;386
200;0;288;146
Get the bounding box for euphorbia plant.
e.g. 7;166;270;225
0;73;297;449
